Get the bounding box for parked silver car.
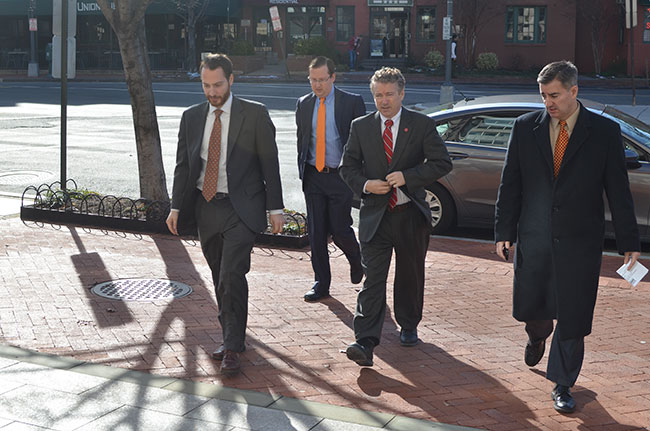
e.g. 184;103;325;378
423;95;650;241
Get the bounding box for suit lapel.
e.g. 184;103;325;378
227;96;244;160
532;110;554;176
334;88;344;140
390;108;411;169
191;102;210;163
560;103;589;174
303;94;316;145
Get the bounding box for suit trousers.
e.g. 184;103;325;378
354;204;429;345
196;195;256;352
526;320;585;387
303;164;361;292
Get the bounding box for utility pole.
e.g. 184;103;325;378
27;0;38;77
625;0;637;106
439;0;454;105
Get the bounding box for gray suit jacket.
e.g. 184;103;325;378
170;97;284;235
340;108;452;242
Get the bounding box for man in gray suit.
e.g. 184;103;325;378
166;53;284;376
340;67;452;366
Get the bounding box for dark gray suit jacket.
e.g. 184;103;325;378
295;87;365;179
171;97;284;235
340;108;452;242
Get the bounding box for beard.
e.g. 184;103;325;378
208;86;231;108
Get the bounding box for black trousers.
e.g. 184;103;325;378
196;196;256;352
526;320;585;387
354;204;429;345
303;164;361;292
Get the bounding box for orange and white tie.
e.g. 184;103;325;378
554;120;568;177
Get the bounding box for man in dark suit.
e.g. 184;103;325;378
495;60;640;413
340;67;452;366
166;54;284;376
296;56;366;302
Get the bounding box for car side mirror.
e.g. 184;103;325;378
624;148;641;170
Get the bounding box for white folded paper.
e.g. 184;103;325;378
616;260;648;287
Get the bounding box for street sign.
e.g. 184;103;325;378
270;6;282;32
53;0;77;37
625;0;638;28
51;35;76;79
29;18;37;32
443;16;452;40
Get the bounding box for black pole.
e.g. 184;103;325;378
61;0;68;190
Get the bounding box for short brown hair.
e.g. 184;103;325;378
200;53;233;79
309;56;335;76
537;60;578;89
370;67;405;93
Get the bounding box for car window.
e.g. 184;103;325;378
625;139;648;162
457;115;515;148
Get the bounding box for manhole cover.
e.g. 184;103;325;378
90;279;192;301
0;170;53;185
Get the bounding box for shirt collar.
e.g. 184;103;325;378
550;101;580;133
380;107;402;125
209;92;233;116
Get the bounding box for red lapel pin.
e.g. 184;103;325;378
404;128;408;132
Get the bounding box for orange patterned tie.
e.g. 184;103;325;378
315;97;326;172
202;109;223;202
554;120;568;177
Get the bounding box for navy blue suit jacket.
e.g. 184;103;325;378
295;87;365;179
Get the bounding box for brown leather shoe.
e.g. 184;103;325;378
220;350;241;376
211;345;226;361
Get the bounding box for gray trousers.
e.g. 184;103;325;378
196;196;256;352
354;204;429;346
526;320;585;387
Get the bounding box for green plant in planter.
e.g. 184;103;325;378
424;49;444;69
293;37;337;59
230;40;255;56
476;52;499;71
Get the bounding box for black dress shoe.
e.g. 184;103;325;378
346;342;373;366
211;345;245;361
304;288;330;302
551;385;576;413
220;350;241;376
524;340;545;367
400;328;418;346
350;262;363;285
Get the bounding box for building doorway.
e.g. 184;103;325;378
369;8;409;59
388;13;408;58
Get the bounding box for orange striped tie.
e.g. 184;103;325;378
315;97;326;172
202;109;223;202
554;120;568;177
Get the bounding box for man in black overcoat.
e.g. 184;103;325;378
495;60;641;413
340;67;452;366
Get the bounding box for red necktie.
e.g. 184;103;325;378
554;120;568;177
383;119;398;209
202;109;223;202
315;97;326;172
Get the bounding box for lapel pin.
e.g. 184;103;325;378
404;128;408;132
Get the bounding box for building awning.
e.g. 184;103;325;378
0;0;242;17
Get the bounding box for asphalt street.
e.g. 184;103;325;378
0;80;648;230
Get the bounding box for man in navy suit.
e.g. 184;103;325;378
495;60;640;413
167;54;284;376
296;56;366;302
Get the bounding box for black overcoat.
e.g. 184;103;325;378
494;103;640;340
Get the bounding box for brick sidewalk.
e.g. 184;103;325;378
1;217;649;430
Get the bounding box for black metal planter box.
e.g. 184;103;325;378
21;181;309;249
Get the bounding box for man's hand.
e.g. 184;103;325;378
624;251;641;270
269;213;284;234
385;171;405;188
166;211;179;236
496;241;511;261
366;179;392;195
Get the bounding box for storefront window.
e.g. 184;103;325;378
416;7;435;42
336;6;354;42
505;6;546;44
287;6;325;53
644;6;650;43
253;8;272;52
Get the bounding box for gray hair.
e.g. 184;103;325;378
537;60;578;89
370;67;405;93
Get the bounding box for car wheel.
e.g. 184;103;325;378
424;182;456;234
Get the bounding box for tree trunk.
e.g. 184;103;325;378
119;22;168;201
97;0;168;202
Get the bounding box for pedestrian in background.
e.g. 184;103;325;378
495;60;640;413
296;56;366;302
340;67;452;366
